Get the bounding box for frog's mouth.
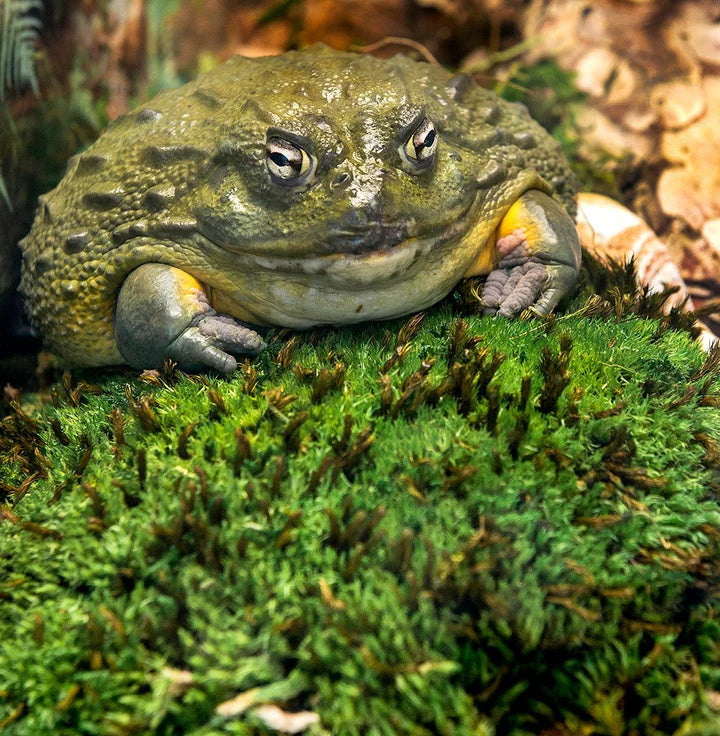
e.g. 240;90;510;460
324;222;409;255
202;191;514;327
205;197;499;329
229;197;485;286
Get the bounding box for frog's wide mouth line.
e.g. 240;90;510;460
218;196;486;284
246;235;435;277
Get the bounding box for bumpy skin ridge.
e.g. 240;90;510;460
19;47;578;367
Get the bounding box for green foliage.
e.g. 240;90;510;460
0;51;108;221
0;0;41;101
1;296;720;734
0;155;9;205
0;0;42;207
493;59;585;136
145;0;186;96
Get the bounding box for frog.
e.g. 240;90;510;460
19;45;581;373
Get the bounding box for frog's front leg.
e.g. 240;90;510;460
479;189;581;317
115;263;265;373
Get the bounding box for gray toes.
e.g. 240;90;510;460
167;327;238;373
481;270;508;312
496;263;547;317
481;260;548;317
197;316;266;354
530;264;578;316
168;315;265;373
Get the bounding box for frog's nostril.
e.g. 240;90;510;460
331;172;352;189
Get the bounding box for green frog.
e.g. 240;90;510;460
19;46;581;373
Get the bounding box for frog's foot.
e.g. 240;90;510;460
115;263;265;373
480;190;581;317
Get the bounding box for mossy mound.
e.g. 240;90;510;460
2;305;720;735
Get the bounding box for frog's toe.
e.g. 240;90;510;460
167;328;239;374
115;262;266;373
528;264;579;317
167;314;265;374
481;189;581;319
482;251;578;318
482;253;548;317
196;314;266;354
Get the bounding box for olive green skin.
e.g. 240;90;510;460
19;46;578;367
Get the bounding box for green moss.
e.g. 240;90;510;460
1;300;720;734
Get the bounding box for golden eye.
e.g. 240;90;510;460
403;117;437;164
266;138;313;183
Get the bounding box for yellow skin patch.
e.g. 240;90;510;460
495;196;540;244
462;197;545;279
173;270;207;310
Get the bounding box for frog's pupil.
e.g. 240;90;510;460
423;129;436;148
270;151;290;167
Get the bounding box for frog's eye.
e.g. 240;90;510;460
401;117;437;166
266;138;313;184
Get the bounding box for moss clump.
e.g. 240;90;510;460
1;303;720;735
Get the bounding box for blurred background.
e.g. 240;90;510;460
1;0;719;378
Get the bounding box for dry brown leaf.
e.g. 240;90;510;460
522;0;720;243
574;48;639;106
650;79;706;130
299;0;413;50
659;76;720;230
702;218;720;258
172;0;290;71
665;3;715;72
215;687;261;717
417;0;526;25
681;6;720;67
522;0;671;154
672;230;720;284
104;0;146;120
525;0;673;74
575;107;652;159
252;704;320;733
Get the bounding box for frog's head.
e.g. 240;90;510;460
194;49;491;265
